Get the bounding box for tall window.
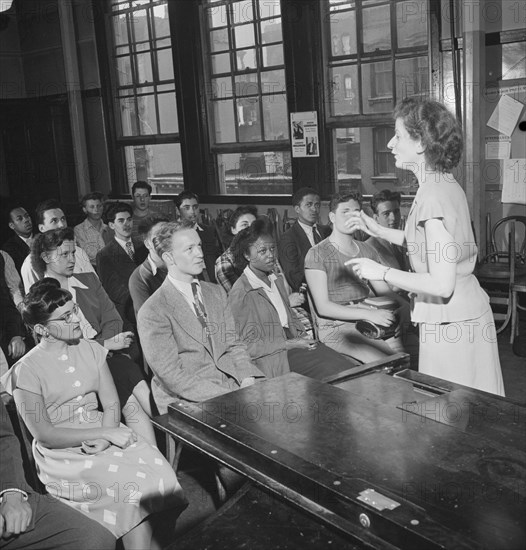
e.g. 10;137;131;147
109;0;183;194
203;0;291;195
326;0;429;194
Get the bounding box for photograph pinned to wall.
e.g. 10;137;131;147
290;111;319;158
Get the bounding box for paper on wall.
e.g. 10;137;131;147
487;94;524;137
501;159;526;205
485;136;511;159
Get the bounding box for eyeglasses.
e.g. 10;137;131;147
47;303;80;324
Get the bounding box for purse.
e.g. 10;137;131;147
355;297;398;340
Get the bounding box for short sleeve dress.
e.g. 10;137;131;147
305;238;402;362
8;339;185;538
405;176;504;396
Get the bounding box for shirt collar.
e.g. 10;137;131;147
114;235;132;252
297;220;317;235
243;266;277;290
67;275;89;290
148;255;158;275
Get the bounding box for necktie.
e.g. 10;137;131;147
125;241;135;262
191;281;212;347
313;226;322;244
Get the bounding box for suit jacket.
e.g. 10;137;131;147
228;273;305;378
1;234;30;275
277;221;331;292
129;258;167;316
137;278;263;413
96;238;147;325
0;254;24;365
197;225;221;283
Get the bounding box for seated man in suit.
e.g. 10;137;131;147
174;191;221;283
129;217;169;316
278;187;331;293
96;202;148;327
0;398;116;550
366;189;409;271
73;191;113;266
137;221;264;414
1;205;34;276
20;199;94;293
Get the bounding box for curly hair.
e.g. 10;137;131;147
394;98;463;171
230;217;275;272
21;277;72;329
30;227;75;278
329;192;362;213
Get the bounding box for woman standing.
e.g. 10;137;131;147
4;279;186;549
347;98;504;396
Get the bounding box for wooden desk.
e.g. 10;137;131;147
154;368;526;549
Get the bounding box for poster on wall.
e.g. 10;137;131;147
291;111;319;158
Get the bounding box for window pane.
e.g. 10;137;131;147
157;49;174;80
261;69;286;93
232;0;253;24
362;61;393;114
212;52;231;74
136;52;153;83
207;4;227;28
486;42;526;81
236;48;257;70
262;94;288;140
329;65;359;115
153;4;170;38
395;57;429;100
120;97;138;136
213;99;236;142
131;9;149;42
260;18;282;43
235;23;255;48
258;0;281;18
211;76;233;99
137;94;158;134
113;15;128;45
210;28;230;52
335;128;362;194
237;97;261;141
218;151;292;194
362;5;391;53
262;44;283;67
330;10;356;56
124;143;184;195
116;56;133;86
396;0;427;49
158;93;179;133
235;74;260;96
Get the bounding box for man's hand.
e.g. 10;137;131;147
104;331;134;351
8;336;25;360
0;492;32;539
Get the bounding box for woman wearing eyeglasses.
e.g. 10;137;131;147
27;227;156;443
2;278;186;549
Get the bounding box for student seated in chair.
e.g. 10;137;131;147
137;221;264;414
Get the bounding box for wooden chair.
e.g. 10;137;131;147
511;277;526;345
476;215;526;334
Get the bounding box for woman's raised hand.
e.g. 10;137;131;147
345;210;381;238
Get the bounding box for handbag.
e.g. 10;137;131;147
355;297;398;341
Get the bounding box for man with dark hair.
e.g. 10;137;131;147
215;206;257;293
131;180;161;239
20;199;94;293
174;191;221;282
137;221;264;413
96;202;148;326
277;187;331;292
367;189;408;270
129;217;169;316
1;206;34;275
74;192;112;266
0;399;116;550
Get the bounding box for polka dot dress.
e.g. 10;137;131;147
10;340;184;538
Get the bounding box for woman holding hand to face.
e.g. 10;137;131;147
346;98;504;396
